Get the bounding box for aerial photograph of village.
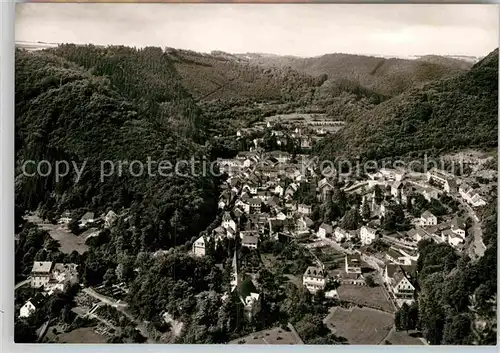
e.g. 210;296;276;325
13;3;497;345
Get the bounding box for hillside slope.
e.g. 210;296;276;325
238;52;469;97
166;48;326;103
315;49;498;161
15;49;219;251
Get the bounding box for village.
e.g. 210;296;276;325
15;117;496;345
190;118;496;344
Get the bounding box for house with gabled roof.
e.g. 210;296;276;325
222;212;237;233
421;210;437;226
192;235;210;257
58;210;73;225
79;212;95;227
334;227;355;242
317;177;336;201
302;266;326;294
31;261;54;288
450;217;466;238
296;216;314;234
383;264;416;304
19;293;46;318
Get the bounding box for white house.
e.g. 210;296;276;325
360;226;378;246
192;235;210;257
19;294;45;318
30;261;78;294
442;230;464;248
334;227;354;242
317;223;333;239
296;217;314;234
274;184;285;197
384;264;415;304
420;211;438;226
303;266;326;294
451;217;466;238
222;212;237;232
104;210;118;228
31;261;54;288
298;204;312;216
459;183;487;207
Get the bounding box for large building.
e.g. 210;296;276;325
30;261;78;294
427;169;457;193
420;210;438;226
31;261;54;288
302;266;326;294
383;264;416;304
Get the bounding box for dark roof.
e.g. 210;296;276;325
238;277;258;298
27;293;46;308
304;266;324;278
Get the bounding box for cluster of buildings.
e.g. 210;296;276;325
193;150;322;257
19;261;79;318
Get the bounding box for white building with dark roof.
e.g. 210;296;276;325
303;266;326;294
421;211;437;226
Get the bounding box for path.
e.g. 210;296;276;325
82;287;155;343
451;192;485;258
15;278;30;290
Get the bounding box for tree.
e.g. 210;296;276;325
361;201;371;220
399;303;410;333
341;208;360;230
103;268;117;287
373;185;384;204
364;275;376;287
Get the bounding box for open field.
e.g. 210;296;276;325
384;330;424;345
25;215;88;254
337;284;395;313
47;327;108;343
324;307;394;345
229;326;304;345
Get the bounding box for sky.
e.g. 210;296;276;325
15;3;499;57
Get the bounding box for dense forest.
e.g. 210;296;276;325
15;48;220;253
315;49;498;161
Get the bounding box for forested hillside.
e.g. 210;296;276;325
238;52;469;97
167;49;326;103
15;49;220;254
315;49;498;161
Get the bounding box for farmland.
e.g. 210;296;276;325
25;214;88;254
324;307;394;345
337;284;396;313
45;327;108;343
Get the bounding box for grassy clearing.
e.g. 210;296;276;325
324;306;393;345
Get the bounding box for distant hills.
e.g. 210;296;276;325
234;52;473;97
314;49;498;161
